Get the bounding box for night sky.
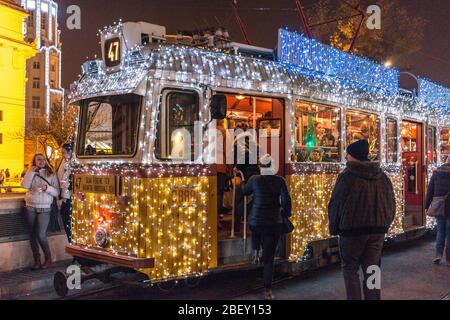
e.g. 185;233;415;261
56;0;450;89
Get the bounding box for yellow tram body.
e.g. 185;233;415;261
72;173;215;281
66;22;450;284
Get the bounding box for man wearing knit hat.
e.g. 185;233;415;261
328;139;396;300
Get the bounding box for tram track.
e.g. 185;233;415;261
59;236;434;300
59;266;314;300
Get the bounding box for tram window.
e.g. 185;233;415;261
77;94;141;157
346;111;380;161
294;102;341;163
386;118;398;163
155;91;200;161
439;128;450;163
427;126;437;163
401;121;418;153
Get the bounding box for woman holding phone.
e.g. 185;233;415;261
22;154;60;269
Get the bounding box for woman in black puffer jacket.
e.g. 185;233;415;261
243;154;292;300
426;157;450;266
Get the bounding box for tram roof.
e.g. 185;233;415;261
70;43;450;124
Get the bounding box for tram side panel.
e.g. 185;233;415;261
285;164;405;269
72;170;217;283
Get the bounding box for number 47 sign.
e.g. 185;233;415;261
104;38;122;68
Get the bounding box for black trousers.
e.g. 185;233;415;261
249;224;282;289
339;234;385;300
61;199;72;243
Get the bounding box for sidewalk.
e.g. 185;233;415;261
0;260;71;299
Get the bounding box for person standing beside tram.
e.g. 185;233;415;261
58;143;73;243
22;154;60;269
328;140;396;300
425;156;450;266
243;154;292;300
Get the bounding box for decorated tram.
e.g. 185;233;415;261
57;21;450;295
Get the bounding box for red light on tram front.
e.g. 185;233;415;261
98;207;112;225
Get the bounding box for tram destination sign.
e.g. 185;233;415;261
104;37;122;68
74;174;116;194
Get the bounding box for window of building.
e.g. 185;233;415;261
156;90;200;161
50;79;55;88
33;61;40;69
0;110;3;121
52;16;56;40
50;64;56;72
32;78;40;89
28;11;34;28
386;118;398;163
41;13;47;33
32;97;40;109
440;128;450;163
427;126;437;164
346;110;380;161
0;133;3;145
294;102;341;162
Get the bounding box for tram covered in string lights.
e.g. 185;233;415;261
57;21;450;295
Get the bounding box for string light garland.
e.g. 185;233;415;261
69;24;449;275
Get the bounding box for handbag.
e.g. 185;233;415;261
427;191;450;217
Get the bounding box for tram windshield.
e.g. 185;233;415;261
77;94;142;157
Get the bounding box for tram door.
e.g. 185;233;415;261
217;94;285;265
401;121;424;230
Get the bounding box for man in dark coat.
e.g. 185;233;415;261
328;140;396;300
425;157;450;266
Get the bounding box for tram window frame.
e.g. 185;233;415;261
427;126;437;164
386;118;398;163
155;89;200;162
345;110;380;161
76;94;143;158
293;101;342;163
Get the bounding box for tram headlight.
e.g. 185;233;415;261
95;228;109;248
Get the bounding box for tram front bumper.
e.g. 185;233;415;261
66;244;154;269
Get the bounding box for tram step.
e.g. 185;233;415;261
218;237;253;265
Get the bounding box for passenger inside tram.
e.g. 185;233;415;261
346;111;380;161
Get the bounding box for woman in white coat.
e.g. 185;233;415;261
22;154;60;269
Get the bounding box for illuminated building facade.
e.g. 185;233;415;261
17;0;63;123
0;0;36;176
